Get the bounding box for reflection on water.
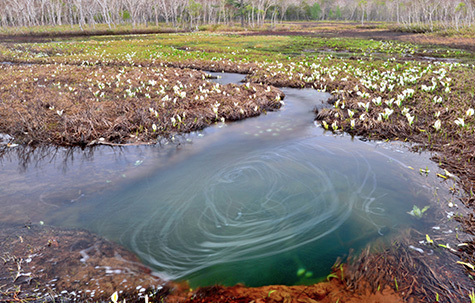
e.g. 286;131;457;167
0;75;445;287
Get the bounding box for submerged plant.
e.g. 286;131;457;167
408;205;430;218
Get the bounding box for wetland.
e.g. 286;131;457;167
1;23;475;302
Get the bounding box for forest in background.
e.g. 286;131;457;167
1;0;475;32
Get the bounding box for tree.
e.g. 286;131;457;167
0;0;474;31
310;2;321;19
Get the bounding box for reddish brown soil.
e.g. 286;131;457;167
167;282;405;303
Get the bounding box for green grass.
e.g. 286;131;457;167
1;30;473;67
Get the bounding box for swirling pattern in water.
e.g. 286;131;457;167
120;140;382;279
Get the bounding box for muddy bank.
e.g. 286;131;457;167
167;281;405;303
1;226;471;302
0;225;171;302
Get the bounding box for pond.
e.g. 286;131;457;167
0;73;445;288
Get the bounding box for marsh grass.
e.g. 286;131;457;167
1;31;475;198
0;23;179;41
1;27;475;301
1;30;474;202
0;63;282;146
334;229;474;302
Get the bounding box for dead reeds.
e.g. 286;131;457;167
0;63;282;147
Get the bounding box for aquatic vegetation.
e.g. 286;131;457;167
296;268;306;276
408;205;430;218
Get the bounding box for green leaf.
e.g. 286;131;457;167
326;273;338;281
267;290;276;297
412;205;422;218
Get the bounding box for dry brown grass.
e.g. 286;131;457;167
0;63;282;146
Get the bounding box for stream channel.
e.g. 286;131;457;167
0;72;453;288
